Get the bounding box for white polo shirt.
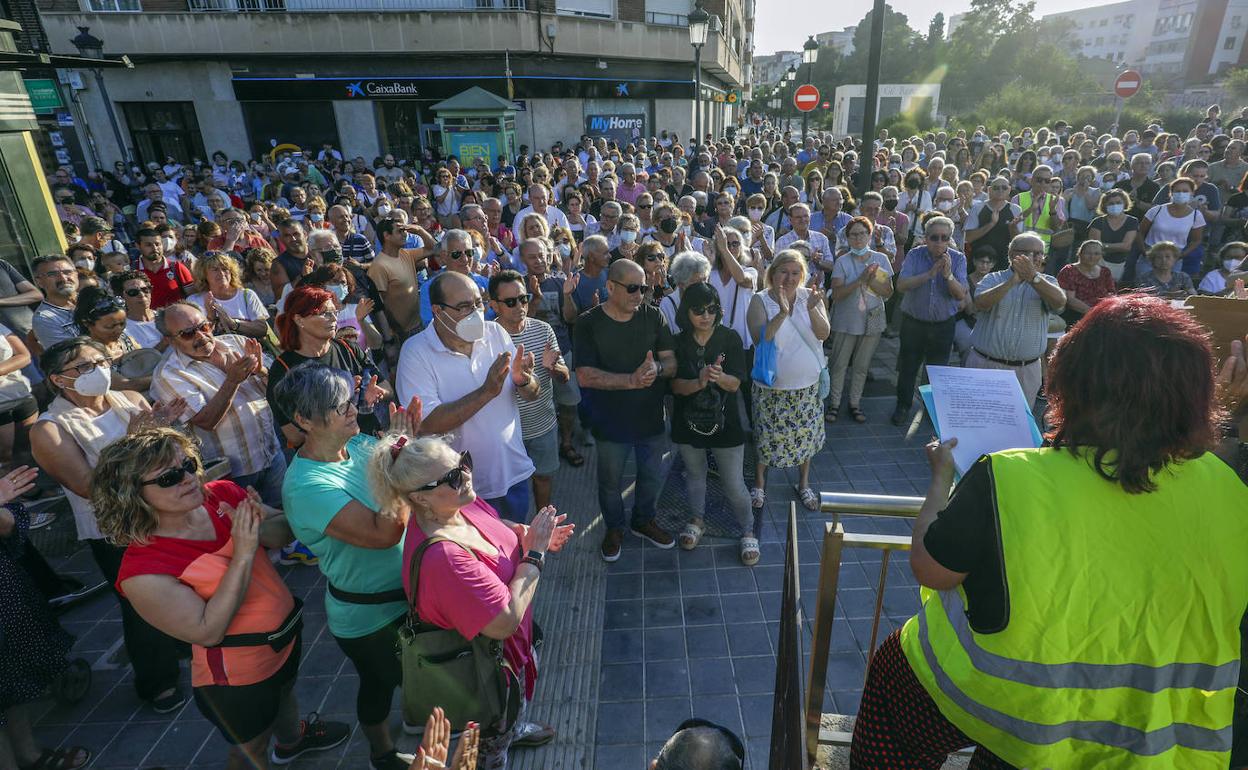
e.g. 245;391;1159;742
396;321;535;500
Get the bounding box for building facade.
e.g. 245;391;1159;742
751;50;800;87
1044;0;1154;66
34;0;752;168
814;26;855;57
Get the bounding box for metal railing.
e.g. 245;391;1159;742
188;0;524;11
768;505;807;769
803;492;974;765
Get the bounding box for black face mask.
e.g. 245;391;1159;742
906;179;921;189
659;217;680;234
883;199;899;211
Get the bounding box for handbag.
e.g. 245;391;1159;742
794;292;831;400
750;322;777;387
684;344;727;437
399;537;521;736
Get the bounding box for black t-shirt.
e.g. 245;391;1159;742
1114;178;1160;220
266;337;381;433
670;326;746;448
0;260;34;337
1087;215;1139;263
573;303;673;442
921;456;1008;634
968;204;1016;271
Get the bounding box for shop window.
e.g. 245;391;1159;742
121;101;207;166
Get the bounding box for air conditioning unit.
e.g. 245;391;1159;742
709;14;722;33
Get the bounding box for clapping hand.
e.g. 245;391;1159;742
522;505;559;553
484;352;512;397
389;396;424;436
775;289;792;317
860;263;880;285
630;351;658;389
225;350;260;384
355;297;376;320
562;272;581;297
354;374;387;408
411;707;451;770
1217;336;1248;418
543;507;576;553
0;465;38;506
541;341;560;371
1010;254;1037;284
220;494;263;558
511;343;535;386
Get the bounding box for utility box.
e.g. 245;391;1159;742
432;86;517;169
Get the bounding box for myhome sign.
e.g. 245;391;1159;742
585;113;645;144
345;80;421;98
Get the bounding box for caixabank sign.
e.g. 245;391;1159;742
585;113;645;144
233;76;694;102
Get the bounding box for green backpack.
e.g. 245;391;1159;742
399;536;521;736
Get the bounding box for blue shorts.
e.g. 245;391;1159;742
485;478;531;524
523;426;560;477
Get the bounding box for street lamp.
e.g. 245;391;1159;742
802;36;819;139
71;26;131;166
687;0;710;155
784;64;796;133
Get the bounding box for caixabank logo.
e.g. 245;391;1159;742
346;81;421;98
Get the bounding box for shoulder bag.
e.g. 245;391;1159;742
749;299;778;387
399;536;522;736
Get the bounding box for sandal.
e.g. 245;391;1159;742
749;487;766;510
849;406;867;423
20;747;91;770
679;522;705;551
824;406;839;423
739;536;761;566
559;443;585;467
798;486;819;511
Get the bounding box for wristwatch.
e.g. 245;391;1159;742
521;549;545;571
1030;274;1043;285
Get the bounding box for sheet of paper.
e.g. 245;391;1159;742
925;366;1042;475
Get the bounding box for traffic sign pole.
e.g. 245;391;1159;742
1111;69;1142;133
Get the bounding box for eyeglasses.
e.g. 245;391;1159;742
140;457;199;489
332;399;357;417
436;298;485;314
989;185;1010;191
447;250;472;261
926;234;952;242
123;286;153;298
611;279;646;294
306;309;338;321
59;358;110;377
87;295;126;319
643;254;664;263
416;451;474;491
173;320;213;340
691;304;720;316
495;293;532;308
638;203;653;209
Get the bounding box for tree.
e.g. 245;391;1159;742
840;4;924;85
927;13;945;45
1226;67;1248;107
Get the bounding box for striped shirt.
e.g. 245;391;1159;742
152;334;277;476
506;318;561;440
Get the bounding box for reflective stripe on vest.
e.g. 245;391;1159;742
899;449;1248;769
1019;191;1054;240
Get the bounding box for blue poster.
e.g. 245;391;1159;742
449;132;498;168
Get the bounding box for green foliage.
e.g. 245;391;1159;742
1226;68;1248;106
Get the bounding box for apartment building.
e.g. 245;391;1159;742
29;0;752;166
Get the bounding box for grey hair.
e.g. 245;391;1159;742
601;201;622;217
923;215;955;235
442;228;471;249
619;213;641;231
669;251;712;287
367;434;460;519
272;362;354;428
725;217;751;235
460;203;484;221
1011;230;1048;254
154;300;204;337
307;229;340;252
582;234;609;255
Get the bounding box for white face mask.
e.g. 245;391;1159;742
310;213;324;223
440;307;485;342
1106;203;1125;215
162;236;177;252
376;203;392;217
748;208;764;221
326;283;348;302
69;365;110;397
1225;258;1243;272
1171;191;1193;205
557;243;572;258
75;258;95;271
724;186;737;196
936;200;955;211
620;230;638;244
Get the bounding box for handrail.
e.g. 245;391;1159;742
804;493;923;764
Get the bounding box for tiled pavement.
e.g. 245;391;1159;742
29;337;939;769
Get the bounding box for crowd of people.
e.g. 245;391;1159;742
0;105;1244;770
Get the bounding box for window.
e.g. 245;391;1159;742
1096;36;1104;45
86;0;141;9
1099;18;1107;26
1226;35;1238;49
556;0;611;17
1235;15;1244;28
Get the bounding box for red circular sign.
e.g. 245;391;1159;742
794;84;820;113
1114;69;1142;99
822;101;831;109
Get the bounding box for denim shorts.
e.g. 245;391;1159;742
523;425;560;477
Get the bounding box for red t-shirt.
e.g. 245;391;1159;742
403;498;537;698
1057;263;1115;309
140;259;194;309
117;480;296;688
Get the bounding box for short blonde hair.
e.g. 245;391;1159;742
765;249;809;288
192;251;244;293
518;213;550;239
92;428;203;546
367;434;460;519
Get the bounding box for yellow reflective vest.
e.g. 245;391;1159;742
900;448;1248;769
1017;190;1055;245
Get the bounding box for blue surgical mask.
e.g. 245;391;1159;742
850;245;870;257
620;230;638;243
1171;191;1192;205
310;213;324;223
1106;203;1125;215
326;283;348;302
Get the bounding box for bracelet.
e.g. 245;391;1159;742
521;555;544;572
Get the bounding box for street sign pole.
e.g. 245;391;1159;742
1112;94;1122;136
855;0;887;196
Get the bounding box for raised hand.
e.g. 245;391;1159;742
410;707;450;770
222;496;262;558
511;343;535;385
541;341;560;371
562;272;581;296
484;351;512;397
360;374;386;407
522;505;558;553
389;396;424;436
355;296;376;320
225;352;259;384
630;350;658;389
0;465;38;506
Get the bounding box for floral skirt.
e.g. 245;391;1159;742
753;382;825;469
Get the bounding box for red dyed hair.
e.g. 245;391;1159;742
276;285;335;352
1046;294;1223;493
845;215;874;236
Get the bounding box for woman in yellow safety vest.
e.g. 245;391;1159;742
850;293;1248;770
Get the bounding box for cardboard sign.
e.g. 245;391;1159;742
1184;295;1248;358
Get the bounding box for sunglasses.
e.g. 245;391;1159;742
124;286;152;298
611;279;646;294
416;451;473;491
141;457;199;488
173;320;213;339
447;250;472;261
638;203;653;209
644;254;664;263
926;234;951;242
495;293;532;308
691;304;720;316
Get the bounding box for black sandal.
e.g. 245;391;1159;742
849;406;867;423
559;444;585;467
824;407;840;423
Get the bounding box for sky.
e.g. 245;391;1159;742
752;0;1125;56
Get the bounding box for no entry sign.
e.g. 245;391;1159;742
1114;69;1142;99
794;84;820;113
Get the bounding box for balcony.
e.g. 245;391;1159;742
39;7;746;86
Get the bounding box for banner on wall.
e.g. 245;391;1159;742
585;113;645;145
